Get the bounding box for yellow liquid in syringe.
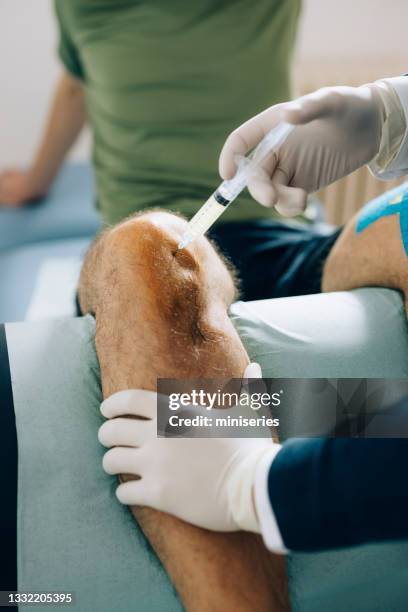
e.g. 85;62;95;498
178;122;295;251
178;193;229;250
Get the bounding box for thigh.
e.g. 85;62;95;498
210;220;341;300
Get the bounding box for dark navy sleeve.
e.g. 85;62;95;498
0;325;17;591
268;435;408;552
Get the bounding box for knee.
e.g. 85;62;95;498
78;210;203;318
79;208;236;326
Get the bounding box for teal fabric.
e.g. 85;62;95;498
230;288;408;379
0;164;99;253
230;287;408;612
6;287;408;611
6;317;181;612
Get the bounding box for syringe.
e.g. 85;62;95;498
177;121;295;250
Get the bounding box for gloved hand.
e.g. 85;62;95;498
98;363;280;532
219;84;386;216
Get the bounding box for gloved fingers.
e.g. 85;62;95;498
98;417;156;448
220;128;263;180
243;362;262;379
241;362;265;399
282;88;342;125
247;164;307;214
219;106;282;180
274;186;308;217
116;479;150;506
100;388;157;420
247;166;279;208
271;168;308;217
102;446;141;476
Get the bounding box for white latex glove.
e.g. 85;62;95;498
98;363;278;532
219;84;386;216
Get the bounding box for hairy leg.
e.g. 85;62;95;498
79;211;289;611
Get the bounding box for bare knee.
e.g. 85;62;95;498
79;210;236;317
78;211;189;315
78;210;248;382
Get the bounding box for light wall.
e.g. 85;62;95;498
0;0;90;167
297;0;408;62
1;0;407;167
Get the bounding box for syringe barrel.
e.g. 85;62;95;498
216;122;295;203
183;192;230;241
179;121;295;248
217;175;248;203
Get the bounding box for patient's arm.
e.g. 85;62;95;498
323;203;408;306
79;211;288;611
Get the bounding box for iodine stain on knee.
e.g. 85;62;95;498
144;235;208;344
172;245;198;271
109;214;206;329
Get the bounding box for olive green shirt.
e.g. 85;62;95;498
55;0;301;226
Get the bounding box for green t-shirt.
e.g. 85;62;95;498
55;0;301;226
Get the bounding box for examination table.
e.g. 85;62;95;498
1;165;408;611
2;291;408;611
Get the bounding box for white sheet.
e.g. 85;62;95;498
25;257;82;321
